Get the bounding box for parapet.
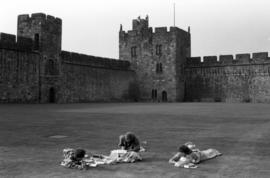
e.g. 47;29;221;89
252;52;269;63
169;26;189;34
186;52;270;67
31;13;46;19
219;55;233;64
154;27;168;34
153;26;189;36
235;53;250;64
0;33;16;44
120;16;189;41
203;56;218;64
186;57;201;66
127;30;137;37
61;51;131;70
17;36;33;50
0;33;33;51
132;15;149;31
18;13;62;25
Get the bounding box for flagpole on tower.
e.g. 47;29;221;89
173;3;176;27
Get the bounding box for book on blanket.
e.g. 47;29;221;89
109;149;127;160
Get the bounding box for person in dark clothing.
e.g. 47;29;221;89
118;132;140;152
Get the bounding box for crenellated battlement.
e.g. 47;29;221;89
119;15;189;43
18;13;62;25
186;52;270;67
203;56;218;64
132;15;149;31
154;27;168;34
0;32;33;51
120;26;189;42
61;51;131;70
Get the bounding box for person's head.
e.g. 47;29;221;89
125;132;135;143
178;145;192;155
72;149;86;161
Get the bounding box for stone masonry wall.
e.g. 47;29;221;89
0;33;40;103
59;51;135;103
17;13;62;103
185;52;270;103
152;27;181;102
119;16;190;102
119;18;153;101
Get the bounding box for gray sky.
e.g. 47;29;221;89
0;0;270;58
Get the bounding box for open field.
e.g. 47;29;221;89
0;103;270;178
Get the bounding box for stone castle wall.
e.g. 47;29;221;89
2;12;270;104
185;52;270;103
0;33;40;103
59;51;135;103
0;13;136;104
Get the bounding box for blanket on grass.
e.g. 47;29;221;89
60;148;142;169
174;142;222;169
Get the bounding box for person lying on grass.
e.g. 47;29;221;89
169;142;222;168
61;148;98;169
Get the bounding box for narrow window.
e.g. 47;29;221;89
156;63;159;73
34;33;39;50
131;46;137;58
151;89;155;100
156;63;163;74
152;89;158;100
159;63;163;73
156;45;162;56
154;90;157;99
46;59;55;75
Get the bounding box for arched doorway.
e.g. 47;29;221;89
49;87;56;103
162;91;167;102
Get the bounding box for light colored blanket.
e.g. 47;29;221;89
60;148;142;169
174;142;222;169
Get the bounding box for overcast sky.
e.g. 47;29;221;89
0;0;270;58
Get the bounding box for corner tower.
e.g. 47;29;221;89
17;13;62;103
119;16;190;102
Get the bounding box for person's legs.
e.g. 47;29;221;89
200;148;222;161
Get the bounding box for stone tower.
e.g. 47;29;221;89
17;13;62;103
119;16;191;102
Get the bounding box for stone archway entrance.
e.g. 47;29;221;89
49;87;56;103
162;90;167;102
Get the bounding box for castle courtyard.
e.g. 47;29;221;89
0;103;270;178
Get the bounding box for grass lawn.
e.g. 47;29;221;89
0;103;270;178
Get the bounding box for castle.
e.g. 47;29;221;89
0;13;270;103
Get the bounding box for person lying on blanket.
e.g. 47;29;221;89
169;142;222;168
61;148;98;169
